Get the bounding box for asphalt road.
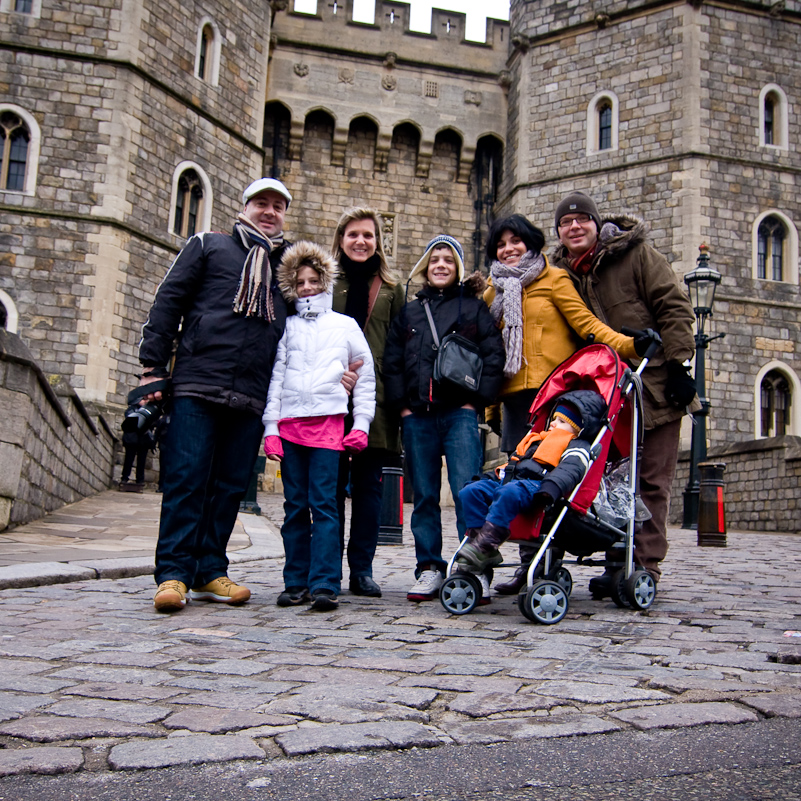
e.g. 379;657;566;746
1;718;798;801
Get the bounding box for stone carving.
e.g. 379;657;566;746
464;91;482;106
381;74;397;91
511;33;530;54
383;52;397;68
293;63;309;78
595;13;610;29
770;1;785;17
338;67;354;84
379;213;396;258
498;70;512;89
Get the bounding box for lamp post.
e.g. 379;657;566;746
682;244;724;529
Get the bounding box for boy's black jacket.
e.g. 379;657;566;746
383;274;505;413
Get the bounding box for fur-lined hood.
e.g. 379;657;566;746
278;241;338;302
550;213;649;263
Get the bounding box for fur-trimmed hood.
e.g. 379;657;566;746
550;213;649;263
278;241;338;301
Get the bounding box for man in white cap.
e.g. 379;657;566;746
138;178;293;612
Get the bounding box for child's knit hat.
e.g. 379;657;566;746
407;235;466;286
552;401;582;433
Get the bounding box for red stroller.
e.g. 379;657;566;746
439;343;658;624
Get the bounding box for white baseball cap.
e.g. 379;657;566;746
242;177;292;207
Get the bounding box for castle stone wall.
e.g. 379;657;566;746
0;330;115;530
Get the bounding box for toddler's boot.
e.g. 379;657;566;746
456;521;509;571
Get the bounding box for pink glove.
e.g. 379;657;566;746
264;435;283;460
343;430;368;453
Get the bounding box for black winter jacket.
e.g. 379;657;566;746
506;390;606;503
383;278;504;414
139;229;289;416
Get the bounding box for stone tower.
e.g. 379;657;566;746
504;0;801;455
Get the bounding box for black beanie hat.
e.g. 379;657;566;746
555;191;601;233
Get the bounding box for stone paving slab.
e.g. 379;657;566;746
610;701;760;730
0;745;84;776
739;693;801;718
444;713;621;745
275;720;442;756
0;715;162;741
108;733;265;769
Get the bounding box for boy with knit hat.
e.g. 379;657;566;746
456;390;605;573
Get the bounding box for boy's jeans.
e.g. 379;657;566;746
401;407;482;575
460;478;544;530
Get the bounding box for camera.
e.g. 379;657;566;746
122;378;171;434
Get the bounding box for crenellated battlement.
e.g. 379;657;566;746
277;1;509;74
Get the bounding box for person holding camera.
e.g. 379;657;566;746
138;178;292;613
550;191;700;590
383;235;504;602
119;402;157;492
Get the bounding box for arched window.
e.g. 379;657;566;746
586;91;619;155
168;162;212;238
0;111;29;191
173;170;203;238
757;216;786;281
0;289;18;333
598;103;612;151
752;211;798;284
194;19;221;86
761;370;792;437
759;84;788;149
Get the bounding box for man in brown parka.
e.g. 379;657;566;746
550;191;700;593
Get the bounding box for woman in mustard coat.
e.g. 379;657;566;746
484;214;640;594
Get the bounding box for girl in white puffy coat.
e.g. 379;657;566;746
263;241;375;611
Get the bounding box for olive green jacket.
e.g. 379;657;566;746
333;275;405;452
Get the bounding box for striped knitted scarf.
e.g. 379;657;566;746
232;213;283;321
489;250;546;378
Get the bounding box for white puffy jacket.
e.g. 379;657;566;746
262;291;376;436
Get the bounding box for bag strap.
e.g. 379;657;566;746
363;275;382;331
422;299;440;349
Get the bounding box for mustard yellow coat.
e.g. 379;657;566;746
484;258;637;397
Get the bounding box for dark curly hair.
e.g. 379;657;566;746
485;214;545;263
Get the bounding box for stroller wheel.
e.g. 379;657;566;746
552;567;573;597
625;570;657;610
440;573;481;615
610;569;631;608
522;580;569;625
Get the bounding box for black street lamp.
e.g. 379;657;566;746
682;244;725;529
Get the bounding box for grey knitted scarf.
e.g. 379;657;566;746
489;250;546;378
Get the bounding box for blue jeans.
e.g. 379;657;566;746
337;448;385;579
460;478;543;530
155;397;262;587
402;407;482;575
281;440;342;594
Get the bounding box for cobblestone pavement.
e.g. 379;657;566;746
0;490;798;779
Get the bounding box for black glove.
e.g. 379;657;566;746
622;326;662;358
665;360;697;408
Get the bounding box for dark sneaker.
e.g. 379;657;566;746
277;587;310;607
311;589;339;611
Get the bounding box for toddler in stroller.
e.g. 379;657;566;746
440;343;661;623
455;391;604;574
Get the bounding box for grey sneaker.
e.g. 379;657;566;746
407;569;443;601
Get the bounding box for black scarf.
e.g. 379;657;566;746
340;253;381;329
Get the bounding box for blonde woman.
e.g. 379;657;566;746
331;207;404;598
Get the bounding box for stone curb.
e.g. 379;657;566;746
0;513;284;590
